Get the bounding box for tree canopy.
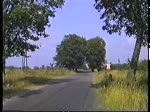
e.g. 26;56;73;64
54;35;106;72
94;0;148;46
54;34;86;71
86;37;106;71
3;0;65;59
94;0;148;81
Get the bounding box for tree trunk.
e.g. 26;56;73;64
25;51;28;71
75;68;77;72
3;58;6;82
91;68;94;72
127;37;142;82
3;30;6;82
22;56;25;71
125;1;143;83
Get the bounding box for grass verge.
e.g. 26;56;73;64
3;69;75;96
96;70;148;111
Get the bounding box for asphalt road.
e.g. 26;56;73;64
3;72;103;111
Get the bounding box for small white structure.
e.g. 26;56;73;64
106;63;111;70
85;64;89;69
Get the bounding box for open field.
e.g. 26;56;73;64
3;69;75;96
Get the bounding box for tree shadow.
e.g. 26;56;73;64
3;89;18;99
20;76;75;85
18;89;42;98
76;70;94;73
3;77;76;99
90;83;102;88
91;74;114;89
90;81;112;88
3;88;43;99
3;110;25;112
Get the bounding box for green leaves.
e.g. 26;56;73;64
86;37;106;70
94;0;148;80
94;0;148;46
3;0;65;59
54;34;86;70
54;35;106;71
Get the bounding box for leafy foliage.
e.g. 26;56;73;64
54;34;86;71
94;0;148;46
86;37;106;71
94;0;148;80
3;0;65;59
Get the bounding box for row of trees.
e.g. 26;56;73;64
34;63;55;70
54;34;106;72
6;59;147;71
5;65;53;70
111;59;148;71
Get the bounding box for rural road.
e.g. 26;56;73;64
3;72;103;111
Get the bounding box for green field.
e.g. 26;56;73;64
3;69;75;96
96;70;148;111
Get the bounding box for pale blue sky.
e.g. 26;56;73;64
6;0;148;68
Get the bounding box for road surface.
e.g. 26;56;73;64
3;72;103;111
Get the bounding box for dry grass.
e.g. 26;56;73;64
96;70;148;111
3;69;75;96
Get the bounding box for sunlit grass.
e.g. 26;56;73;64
96;70;148;111
3;69;75;96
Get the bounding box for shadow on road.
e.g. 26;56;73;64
20;76;75;85
91;77;114;89
3;77;76;99
47;78;76;84
90;83;101;88
76;70;94;73
18;77;76;98
19;89;42;98
3;110;24;112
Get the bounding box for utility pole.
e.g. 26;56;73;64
22;55;25;71
118;59;121;70
25;50;28;70
22;49;28;71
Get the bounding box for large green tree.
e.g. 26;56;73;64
86;37;106;72
3;0;65;75
94;0;148;81
54;34;86;71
